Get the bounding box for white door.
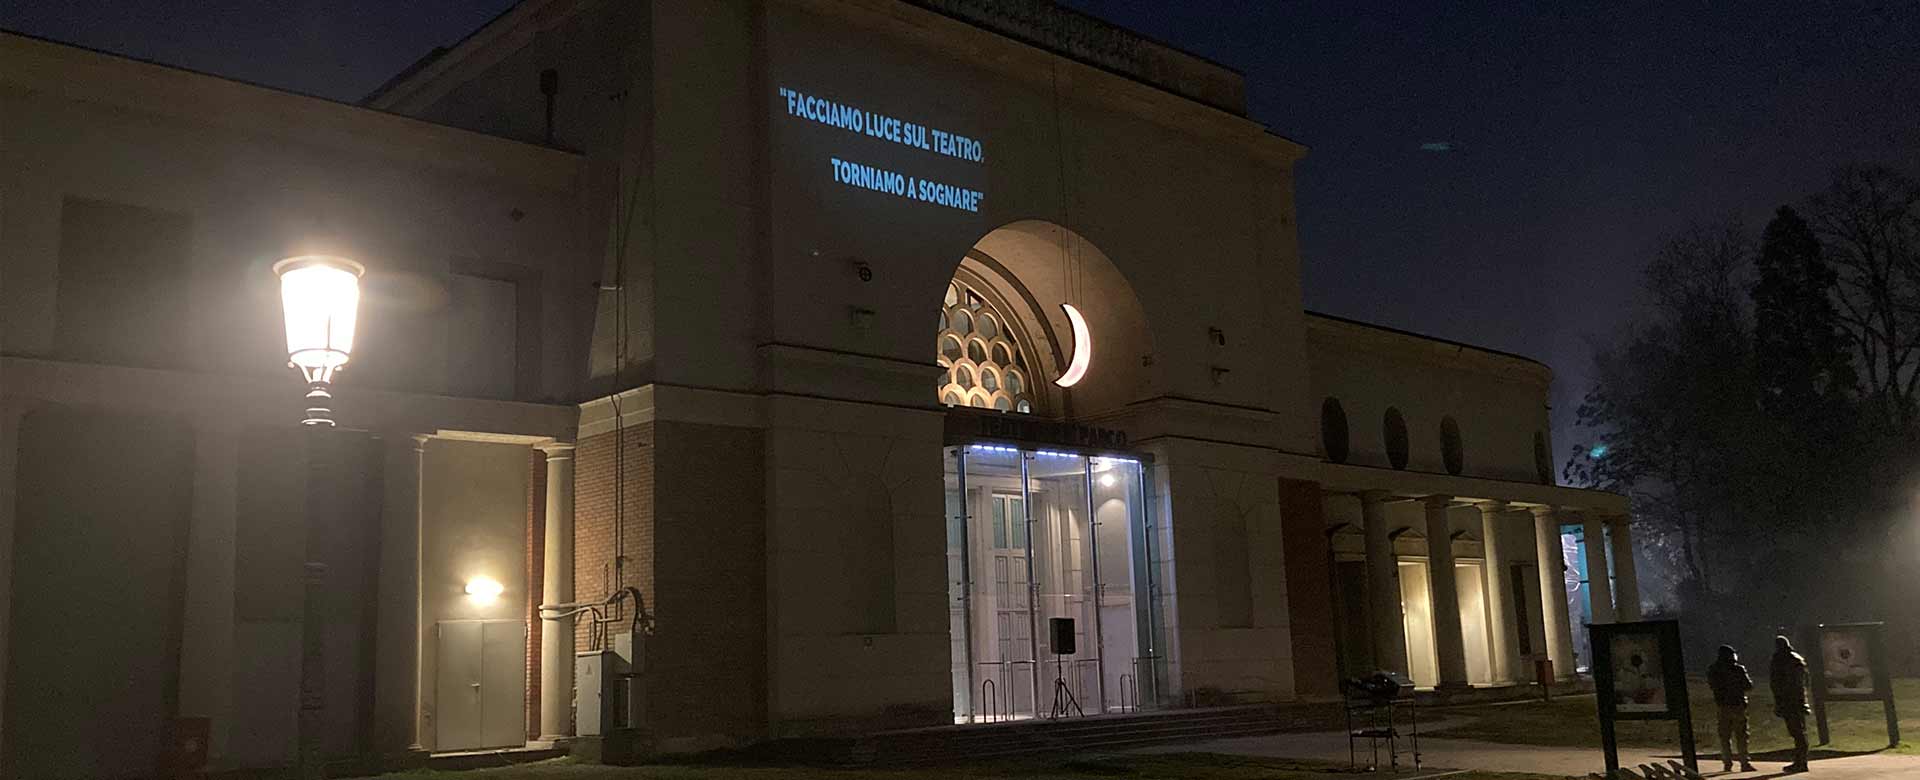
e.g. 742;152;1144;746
1456;562;1494;685
436;620;527;751
1398;560;1439;687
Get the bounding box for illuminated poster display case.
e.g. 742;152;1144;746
1805;621;1899;747
1589;619;1696;776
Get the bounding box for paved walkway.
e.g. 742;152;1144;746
1133;723;1920;778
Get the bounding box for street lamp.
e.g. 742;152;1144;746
273;255;364;426
273;252;362;780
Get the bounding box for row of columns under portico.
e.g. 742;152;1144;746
1351;491;1639;689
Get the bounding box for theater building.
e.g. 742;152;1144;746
0;0;1636;775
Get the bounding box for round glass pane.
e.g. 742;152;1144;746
954;366;974;389
940;336;962;361
1005;370;1022;396
992;343;1012;365
978;314;998;339
967;340;988;363
981;368;998;391
970;393;989;408
951;309;972;334
943;391;959;406
994;396;1012;411
1016;399;1031;413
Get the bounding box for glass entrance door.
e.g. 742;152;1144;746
945;445;1160;723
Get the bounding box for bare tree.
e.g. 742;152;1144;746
1809;165;1920;433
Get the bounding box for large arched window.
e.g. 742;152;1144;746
937;281;1035;414
1383;407;1409;470
1321;397;1350;464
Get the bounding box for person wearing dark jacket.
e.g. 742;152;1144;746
1708;645;1757;773
1771;635;1812;773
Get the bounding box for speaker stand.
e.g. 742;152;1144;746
1049;653;1083;719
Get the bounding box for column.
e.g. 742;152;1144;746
180;421;239;765
1476;501;1516;684
1359;491;1409;676
411;435;430;751
0;402;24;747
1580;512;1616;624
537;444;576;741
1425;496;1470;690
1607;515;1640;621
373;431;427;756
1530;507;1577;681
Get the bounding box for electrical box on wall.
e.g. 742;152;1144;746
574;650;627;736
576;632;642;736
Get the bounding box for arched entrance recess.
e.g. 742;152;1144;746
936;222;1168;724
933;220;1154;419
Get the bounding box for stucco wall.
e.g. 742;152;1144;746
1307;316;1554;485
1147;439;1295;702
764;397;950;735
0;37;591;406
418;438;532;751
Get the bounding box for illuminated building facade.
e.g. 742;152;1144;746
0;1;1635;775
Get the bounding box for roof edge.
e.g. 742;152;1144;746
0;29;582;190
1305;310;1554;382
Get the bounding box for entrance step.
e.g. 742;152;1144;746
426;744;567;771
762;703;1340;766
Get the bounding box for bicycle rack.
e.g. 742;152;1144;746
979;678;999;723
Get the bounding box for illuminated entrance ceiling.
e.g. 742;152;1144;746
938;281;1034;413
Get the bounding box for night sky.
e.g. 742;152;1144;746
7;1;1917;467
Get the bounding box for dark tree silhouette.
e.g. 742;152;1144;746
1808;165;1920;434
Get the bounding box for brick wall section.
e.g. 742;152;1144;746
1278;478;1338;696
525;448;546;738
572;423;655;652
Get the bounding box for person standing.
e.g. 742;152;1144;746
1771;635;1812;773
1708;644;1757;773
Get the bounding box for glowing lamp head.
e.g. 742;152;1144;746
273;255;363;426
1099;472;1117;488
274;255;364;381
464;577;505;603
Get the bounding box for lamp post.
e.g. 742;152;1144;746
274;253;363;779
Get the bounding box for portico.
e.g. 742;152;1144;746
1323;464;1636;689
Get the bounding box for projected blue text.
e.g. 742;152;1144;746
778;85;987;214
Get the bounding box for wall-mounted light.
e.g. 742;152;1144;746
465;577;504;603
1055;303;1092;387
1099;472;1117;488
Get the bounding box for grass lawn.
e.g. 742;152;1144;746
355;753;1561;780
1426;677;1918;757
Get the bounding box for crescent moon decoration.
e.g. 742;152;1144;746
1055;303;1092;387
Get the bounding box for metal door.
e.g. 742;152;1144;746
481;621;527;748
435;622;484;750
435;620;526;751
